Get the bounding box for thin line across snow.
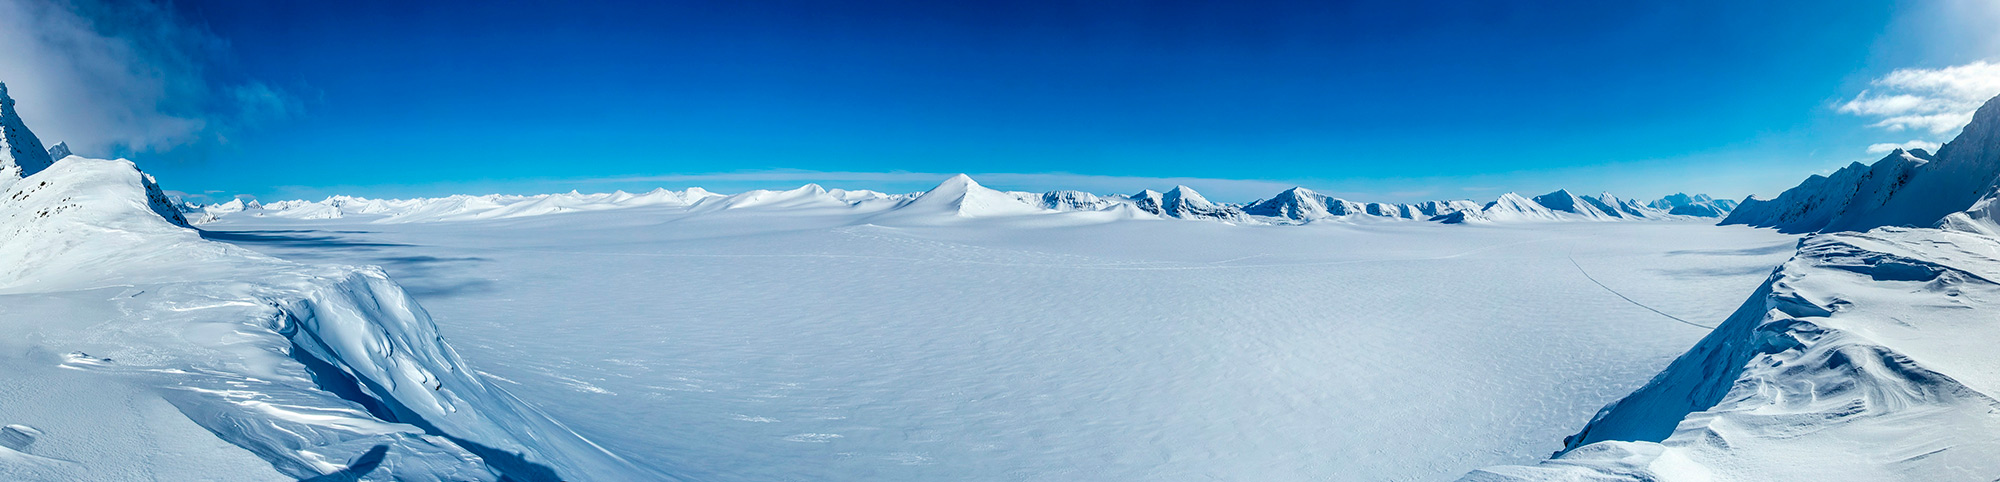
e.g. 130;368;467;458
1566;250;1716;330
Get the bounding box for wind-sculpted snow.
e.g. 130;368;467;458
0;157;663;479
1467;227;2000;480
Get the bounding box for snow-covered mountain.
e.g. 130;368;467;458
872;173;1049;220
1470;92;2000;481
213;179;1730;228
1650;192;1737;217
44;141;70;160
0;83;661;480
1240;186;1485;223
0;83;55;186
1722;95;2000;234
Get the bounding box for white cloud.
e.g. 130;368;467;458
1865;139;1942;154
1839;60;2000;135
0;0;292;157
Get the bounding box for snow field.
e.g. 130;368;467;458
209;209;1796;481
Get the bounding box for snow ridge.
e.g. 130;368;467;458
1471;92;2000;481
0;83;55;186
0;91;661;479
1467;229;2000;480
1722;94;2000;233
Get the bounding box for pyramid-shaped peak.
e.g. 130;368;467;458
1;82;56;180
46;141;70;160
1165;185;1212;205
920;174;984;195
785;183;829;196
1279;186;1319;197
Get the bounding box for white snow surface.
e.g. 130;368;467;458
1470;92;2000;481
1467;226;2000;481
0;157;661;480
202;201;1796;481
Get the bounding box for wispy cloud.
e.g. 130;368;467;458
1839;60;2000;135
0;0;295;157
1864;139;1943;154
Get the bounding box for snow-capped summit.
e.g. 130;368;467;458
1036;190;1113;212
1531;189;1620;220
1131;185;1244;221
1724;93;2000;233
45;141;71;160
891;174;1046;218
0;83;56;183
1648;192;1736;217
1476;192;1563;222
1243;187;1334;220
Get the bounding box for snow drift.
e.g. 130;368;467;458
1470;92;2000;481
1466;228;2000;481
0;83;662;480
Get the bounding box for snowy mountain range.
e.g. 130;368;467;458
190;176;1736;227
1721;94;2000;234
29;66;2000;480
1473;93;2000;480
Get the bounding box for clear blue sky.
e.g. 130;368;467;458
13;0;2000;203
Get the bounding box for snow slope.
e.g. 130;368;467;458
0;83;55;188
1723;95;2000;234
1467;226;2000;481
1470;92;2000;481
1651;193;1737;217
0;98;659;479
872;174;1048;220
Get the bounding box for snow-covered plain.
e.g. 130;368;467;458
204;205;1795;481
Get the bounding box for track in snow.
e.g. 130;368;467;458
1566;249;1716;330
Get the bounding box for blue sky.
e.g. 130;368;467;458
6;0;2000;203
